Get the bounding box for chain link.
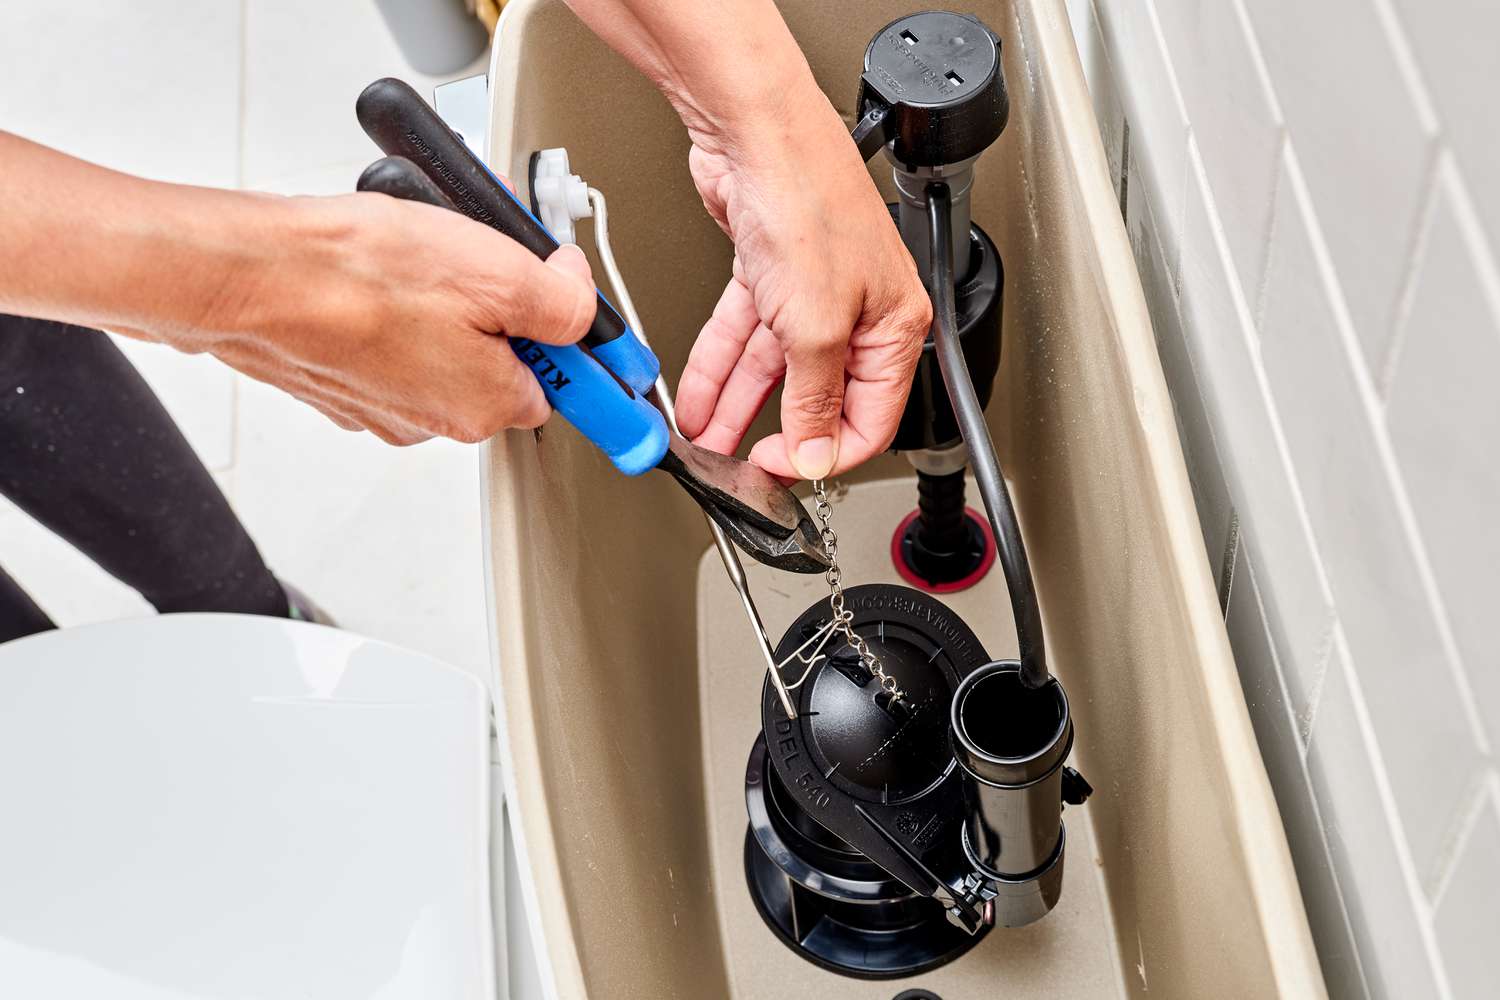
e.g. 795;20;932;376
812;479;907;704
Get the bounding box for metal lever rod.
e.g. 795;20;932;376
587;189;798;719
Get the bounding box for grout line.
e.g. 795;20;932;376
1299;613;1337;748
1236;548;1375;996
1149;175;1185;308
1185;136;1346;748
235;0;249;190
1138;0;1192;130
1369;0;1442;135
1230;0;1289;293
1299;794;1379;1000
1251;136;1289;333
1262;609;1375;999
1295;672;1382;1000
1229;0;1286;125
1378;150;1443;403
1169;137;1187;300
1143;0;1191;298
1277;145;1491;758
1185;139;1340;614
1436;155;1500;332
1190;164;1348;751
1332;626;1457;999
1428;769;1492;909
1088;0;1191;294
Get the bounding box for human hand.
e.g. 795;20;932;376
672;79;931;480
136;190;598;445
1;132;597;445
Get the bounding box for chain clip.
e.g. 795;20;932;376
811;479;907;703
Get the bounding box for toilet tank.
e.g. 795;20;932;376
480;1;1326;997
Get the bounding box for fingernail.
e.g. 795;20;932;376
546;243;592;279
793;436;837;480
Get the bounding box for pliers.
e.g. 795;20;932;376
353;78;830;575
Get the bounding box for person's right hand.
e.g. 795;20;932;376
124;190;599;446
671;80;930;481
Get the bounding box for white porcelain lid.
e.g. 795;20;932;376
0;614;495;1000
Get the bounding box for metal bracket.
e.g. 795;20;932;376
434;74;490;162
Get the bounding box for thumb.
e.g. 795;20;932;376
479;239;597;346
780;331;847;480
545;241;594;285
525;243;596;345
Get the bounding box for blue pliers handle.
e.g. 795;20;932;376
355;79;669;475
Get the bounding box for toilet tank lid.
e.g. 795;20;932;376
0;614;496;1000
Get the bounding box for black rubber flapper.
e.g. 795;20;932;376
743;584;994;978
854;11;1009;169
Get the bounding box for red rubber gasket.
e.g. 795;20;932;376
890;506;996;594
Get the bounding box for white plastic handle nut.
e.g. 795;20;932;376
530;147;591;244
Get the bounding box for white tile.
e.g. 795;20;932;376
1243;0;1433;374
1227;548;1370;998
1259;155;1483;886
1133;186;1233;578
1307;647;1443;1000
1392;0;1500;250
503;803;544;1000
1434;791;1500;995
0;430;245;634
1066;0;1105;97
1387;181;1500;746
1178;154;1334;731
250;158;374;198
1066;0;1098;57
241;0;486;189
0;496;152;630
111;337;236;472
1226;544;1297;763
0;1;241;187
229;375;489;681
1090;0;1190;270
1275;771;1372;1000
1154;0;1281;295
1078;8;1127;209
211;466;236;506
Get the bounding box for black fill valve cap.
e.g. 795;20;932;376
854;10;1009;168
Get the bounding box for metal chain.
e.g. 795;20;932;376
811;479;907;703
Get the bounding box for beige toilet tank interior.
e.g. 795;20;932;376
481;1;1325;997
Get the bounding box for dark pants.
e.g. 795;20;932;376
0;314;286;644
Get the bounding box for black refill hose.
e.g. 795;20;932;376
926;181;1048;689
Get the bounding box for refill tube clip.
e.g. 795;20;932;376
948;661;1083;927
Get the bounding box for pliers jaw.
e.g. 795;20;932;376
657;438;832;574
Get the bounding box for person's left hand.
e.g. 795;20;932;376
672;79;931;481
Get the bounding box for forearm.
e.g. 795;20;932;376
0;132;599;447
563;0;826;147
0;131;286;342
